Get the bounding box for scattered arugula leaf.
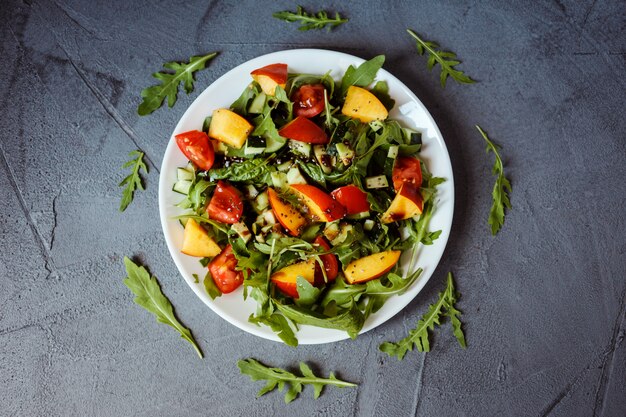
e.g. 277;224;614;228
476;125;512;235
119;150;148;212
379;272;466;360
137;52;218;115
203;271;222;300
122;257;203;358
406;29;475;88
273;6;348;31
238;358;356;403
340;55;385;97
371;80;395;111
249;313;298;347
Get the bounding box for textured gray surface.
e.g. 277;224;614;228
1;0;625;415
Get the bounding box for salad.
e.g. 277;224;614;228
170;56;444;346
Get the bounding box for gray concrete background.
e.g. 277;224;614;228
1;0;624;416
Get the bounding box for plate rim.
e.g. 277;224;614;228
158;48;454;344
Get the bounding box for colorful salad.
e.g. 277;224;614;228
171;56;444;346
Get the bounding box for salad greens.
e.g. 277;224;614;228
379;272;466;360
123;257;203;358
406;29;475;88
476;125;511;235
119;150;148;212
137;52;218;115
238;358;356;403
273;6;348;31
171;56;445;346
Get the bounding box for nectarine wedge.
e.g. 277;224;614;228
181;218;222;257
208;108;253;149
289;184;346;222
251;63;288;96
271;259;316;298
267;188;307;236
341;86;388;123
380;184;424;223
344;250;401;284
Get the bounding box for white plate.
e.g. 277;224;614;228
159;49;454;344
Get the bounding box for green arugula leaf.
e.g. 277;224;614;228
340;55;385;97
421;230;442;245
119;150;148;212
295;276;322;307
138;52;218;115
476;125;512;235
210;158;274;185
238;359;356;403
406;30;475;88
379;272;465;360
249;313;298;347
275;301;365;339
122;257;203;358
370;80;395;111
231;82;260;115
273;6;348;32
203;271;222;300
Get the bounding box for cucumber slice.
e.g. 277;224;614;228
384;145;399;176
253;191;269;212
265;135;286;153
249;92;267;114
177;168;194;181
286;166;307;185
245;136;266;155
336;143;355;166
271;171;288;189
363;219;375;231
288;140;311;158
365;175;389;189
173;180;193;195
276;160;293;172
347;211;370;220
313;145;332;174
231;222;252;244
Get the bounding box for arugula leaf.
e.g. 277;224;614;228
296;161;326;187
273;6;348;32
119;150;148;212
275;301;365;339
238;359;356;403
476;125;512;235
406;30;475;88
231;82;259;115
421;230;442;245
379;272;465;360
249;313;298;347
340;55;385;97
122;257;203;358
203;271;222;300
370;80;395;111
295;276;322;307
137;52;218;115
210;158;274;185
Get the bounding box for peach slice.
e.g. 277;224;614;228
251;63;288;96
181;219;222;257
267;188;307;236
271;259;316;298
380;184;424;223
341;86;388;123
289;184;346;222
344;250;401;284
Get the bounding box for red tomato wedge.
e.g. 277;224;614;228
331;185;370;215
175;130;215;171
313;236;338;285
207;180;243;224
278;116;328;144
250;63;288;84
292;84;326;118
208;244;243;294
392;156;423;192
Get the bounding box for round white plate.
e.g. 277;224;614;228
159;49;454;344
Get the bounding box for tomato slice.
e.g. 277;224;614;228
175;130;215;171
392;156;423;192
208;244;243;294
292;84;326;118
313;236;338;285
207;180;243;224
331;185;370;215
278;116;328;144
